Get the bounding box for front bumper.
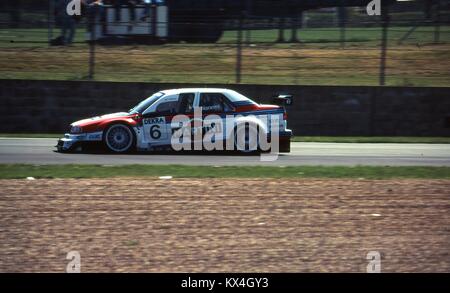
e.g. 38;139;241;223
56;131;103;152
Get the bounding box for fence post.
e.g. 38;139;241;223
236;16;243;84
290;12;302;43
277;18;285;42
48;0;54;46
379;4;389;86
88;19;96;80
434;0;441;44
338;6;347;48
245;25;251;46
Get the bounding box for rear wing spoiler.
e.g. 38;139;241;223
272;94;293;106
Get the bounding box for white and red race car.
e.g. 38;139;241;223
56;88;292;153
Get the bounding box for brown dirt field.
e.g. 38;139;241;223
0;178;449;272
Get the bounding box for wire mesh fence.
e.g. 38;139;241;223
0;3;449;86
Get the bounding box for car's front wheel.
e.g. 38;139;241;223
104;124;135;153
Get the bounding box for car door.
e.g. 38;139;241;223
169;92;197;148
142;94;179;146
142;92;196;147
199;92;234;143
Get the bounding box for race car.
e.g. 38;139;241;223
56;88;292;153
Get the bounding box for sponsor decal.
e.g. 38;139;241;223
87;133;101;140
143;117;165;125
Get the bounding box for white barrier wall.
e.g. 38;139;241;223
88;5;168;40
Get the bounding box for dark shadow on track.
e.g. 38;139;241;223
54;142;290;157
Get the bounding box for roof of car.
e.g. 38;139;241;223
160;88;256;103
161;88;234;95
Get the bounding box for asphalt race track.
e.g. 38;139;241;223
0;137;449;166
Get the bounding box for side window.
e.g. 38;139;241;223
156;101;178;115
178;93;195;114
199;93;233;113
149;94;180;115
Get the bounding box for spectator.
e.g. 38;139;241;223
140;0;151;21
55;0;77;45
84;0;106;34
114;0;139;23
141;0;165;21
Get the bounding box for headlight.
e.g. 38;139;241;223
70;126;83;134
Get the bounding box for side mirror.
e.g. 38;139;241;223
272;94;293;106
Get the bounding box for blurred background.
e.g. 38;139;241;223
0;0;448;86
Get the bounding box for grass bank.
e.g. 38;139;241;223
0;27;449;86
0;164;449;179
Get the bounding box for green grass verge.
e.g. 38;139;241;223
220;26;450;46
1;26;448;48
0;164;449;179
1;134;449;144
291;136;450;144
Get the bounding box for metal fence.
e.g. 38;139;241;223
0;6;449;87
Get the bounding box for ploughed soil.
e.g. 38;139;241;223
0;178;449;272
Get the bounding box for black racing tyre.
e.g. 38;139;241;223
103;124;135;153
234;123;259;153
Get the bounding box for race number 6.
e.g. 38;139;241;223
150;125;162;140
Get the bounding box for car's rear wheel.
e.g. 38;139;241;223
104;124;135;153
234;123;259;153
